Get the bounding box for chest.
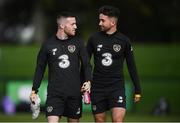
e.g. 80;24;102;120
93;39;125;57
46;42;79;59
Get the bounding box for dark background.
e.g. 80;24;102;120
0;0;179;44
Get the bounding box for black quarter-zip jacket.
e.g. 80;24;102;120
87;31;141;94
32;35;91;96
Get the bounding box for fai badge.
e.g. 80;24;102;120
113;44;121;52
68;45;76;53
47;106;53;113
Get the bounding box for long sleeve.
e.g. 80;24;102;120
79;40;92;82
86;37;94;60
32;43;47;93
125;40;141;94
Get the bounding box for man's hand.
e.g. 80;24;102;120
134;94;141;102
30;90;41;119
30;90;37;103
81;81;91;93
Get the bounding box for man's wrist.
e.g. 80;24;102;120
31;90;36;94
135;94;141;97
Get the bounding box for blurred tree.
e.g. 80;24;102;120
0;0;179;43
0;0;36;43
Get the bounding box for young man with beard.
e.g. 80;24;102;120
87;5;142;122
30;12;91;123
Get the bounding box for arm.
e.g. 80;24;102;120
79;39;92;92
30;42;47;102
79;39;92;82
125;40;141;102
86;37;94;60
32;43;47;93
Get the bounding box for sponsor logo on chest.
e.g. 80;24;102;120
97;44;103;51
52;48;57;55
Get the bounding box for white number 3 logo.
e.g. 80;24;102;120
58;54;70;68
102;53;113;66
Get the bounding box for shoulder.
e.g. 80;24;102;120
71;36;83;44
115;32;131;45
71;36;81;41
39;36;56;50
116;32;130;42
44;36;55;44
69;36;86;49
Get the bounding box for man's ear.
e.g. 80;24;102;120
110;18;116;27
110;20;115;27
57;19;66;29
59;23;65;29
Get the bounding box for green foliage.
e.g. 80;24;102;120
124;44;180;78
132;78;180;115
1;44;180;79
0;45;38;78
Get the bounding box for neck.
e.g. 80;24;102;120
56;29;68;40
106;26;117;35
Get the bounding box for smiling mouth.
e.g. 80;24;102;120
100;26;104;29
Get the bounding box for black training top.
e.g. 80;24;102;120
32;35;91;96
87;31;141;94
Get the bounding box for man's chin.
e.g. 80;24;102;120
68;33;76;36
100;27;107;32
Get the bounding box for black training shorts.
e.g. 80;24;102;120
46;94;82;119
91;87;126;114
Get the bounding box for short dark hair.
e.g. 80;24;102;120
99;5;120;19
57;11;75;20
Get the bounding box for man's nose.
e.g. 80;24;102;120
99;21;102;26
74;24;77;29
